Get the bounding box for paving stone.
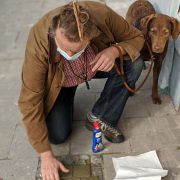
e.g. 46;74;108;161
7;27;29;59
91;166;103;178
170;168;180;180
90;156;103;177
61;178;80;180
0;1;42;59
149;115;180;132
57;155;103;179
127;119;179;152
0;60;10;75
51;141;70;156
158;150;180;179
74;91;97;121
36;155;91;179
103;154;117;180
147;97;177;117
158;150;180;169
73;79;106;122
136;69;153;90
77;79;106;94
58;155;90;166
8;123;38;160
0;76;20;102
81;177;99;180
0;121;17;159
0;99;21;128
60;165;73;179
0;30;18;60
155;130;179;149
102;137;131;154
41;0;105;16
36;159;42;180
129;89;151;104
122;117;156;137
0;60;22;103
73;164;91;177
129;132;158;153
76;155;91;165
171;129;180;144
131;89;177;117
4;0;42;27
130;131;178;153
0;157;38;180
90;155;102;165
123;97;150;118
70;122;92;155
40;0;70;16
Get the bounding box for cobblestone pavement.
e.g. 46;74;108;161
36;155;103;180
0;0;180;180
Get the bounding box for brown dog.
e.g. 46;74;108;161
126;0;180;104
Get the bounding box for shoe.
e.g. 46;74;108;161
86;112;125;143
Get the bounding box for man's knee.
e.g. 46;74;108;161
49;131;70;145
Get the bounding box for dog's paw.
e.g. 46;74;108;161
152;95;162;104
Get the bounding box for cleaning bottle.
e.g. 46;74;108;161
92;121;104;153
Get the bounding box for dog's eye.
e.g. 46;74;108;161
164;31;169;35
150;29;157;34
150;29;154;32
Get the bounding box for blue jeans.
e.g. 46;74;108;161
45;58;143;144
92;58;144;127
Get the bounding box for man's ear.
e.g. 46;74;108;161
140;14;157;35
170;17;180;40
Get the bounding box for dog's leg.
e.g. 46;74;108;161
152;60;162;104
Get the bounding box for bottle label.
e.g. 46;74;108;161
92;130;104;153
95;132;102;138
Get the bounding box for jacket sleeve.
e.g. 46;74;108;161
106;6;145;61
18;27;51;153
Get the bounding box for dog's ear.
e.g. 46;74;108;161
140;14;157;35
169;17;180;40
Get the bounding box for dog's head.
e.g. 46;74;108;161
140;14;180;53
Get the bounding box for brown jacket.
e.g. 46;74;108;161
18;1;144;153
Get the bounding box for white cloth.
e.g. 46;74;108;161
159;39;175;89
170;0;180;55
112;151;168;180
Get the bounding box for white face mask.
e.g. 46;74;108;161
55;38;88;61
57;46;87;61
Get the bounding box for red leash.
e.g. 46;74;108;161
112;43;154;93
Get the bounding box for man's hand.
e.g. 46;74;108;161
91;46;125;72
40;151;69;180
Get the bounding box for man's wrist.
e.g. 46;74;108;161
110;46;120;59
110;45;126;58
40;150;54;160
